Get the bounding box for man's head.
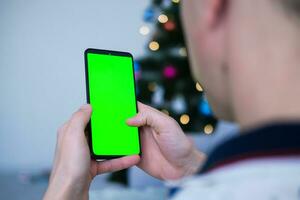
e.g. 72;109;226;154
181;0;300;127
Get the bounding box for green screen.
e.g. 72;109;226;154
87;52;140;156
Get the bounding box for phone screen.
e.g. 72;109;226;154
85;49;140;158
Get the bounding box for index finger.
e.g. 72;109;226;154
68;104;92;131
127;102;176;133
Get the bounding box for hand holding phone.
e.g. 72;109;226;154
44;105;140;200
127;102;205;180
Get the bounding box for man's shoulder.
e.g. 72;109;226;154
199;122;300;174
170;122;300;200
172;157;300;200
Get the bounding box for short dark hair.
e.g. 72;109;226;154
281;0;300;17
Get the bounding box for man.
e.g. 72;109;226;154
44;0;300;199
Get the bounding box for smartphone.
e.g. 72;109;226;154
84;48;140;160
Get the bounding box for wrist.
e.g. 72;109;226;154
44;172;90;200
183;148;206;177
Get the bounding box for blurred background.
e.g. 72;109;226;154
0;0;238;199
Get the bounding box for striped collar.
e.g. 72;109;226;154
198;123;300;174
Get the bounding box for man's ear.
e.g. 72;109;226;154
204;0;228;28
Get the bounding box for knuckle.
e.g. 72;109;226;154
138;112;146;120
137;112;146;124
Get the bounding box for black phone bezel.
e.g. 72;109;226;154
84;48;141;160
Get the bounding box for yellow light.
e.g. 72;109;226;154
180;114;190;125
139;25;150;35
161;109;169;116
179;47;187;57
196;82;203;92
149;41;160;51
172;0;180;3
158;14;169;24
204;124;214;134
148;82;157;92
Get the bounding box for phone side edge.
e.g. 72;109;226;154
84;49;98;159
130;55;142;157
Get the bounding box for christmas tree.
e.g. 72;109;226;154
135;0;217;134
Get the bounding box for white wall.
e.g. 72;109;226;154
0;0;150;171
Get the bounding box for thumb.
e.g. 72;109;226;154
126;102;172;133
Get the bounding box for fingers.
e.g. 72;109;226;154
94;155;140;174
68;104;92;131
126;102;174;133
53;104;91;167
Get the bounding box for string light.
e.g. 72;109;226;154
179;47;187;57
164;21;176;31
163;65;177;79
148;82;157;92
196;82;203;92
139;25;150;35
158;14;169;23
180;114;190;125
172;0;180;3
149;41;160;51
204;124;214;134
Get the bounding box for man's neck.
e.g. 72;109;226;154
235;64;300;131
